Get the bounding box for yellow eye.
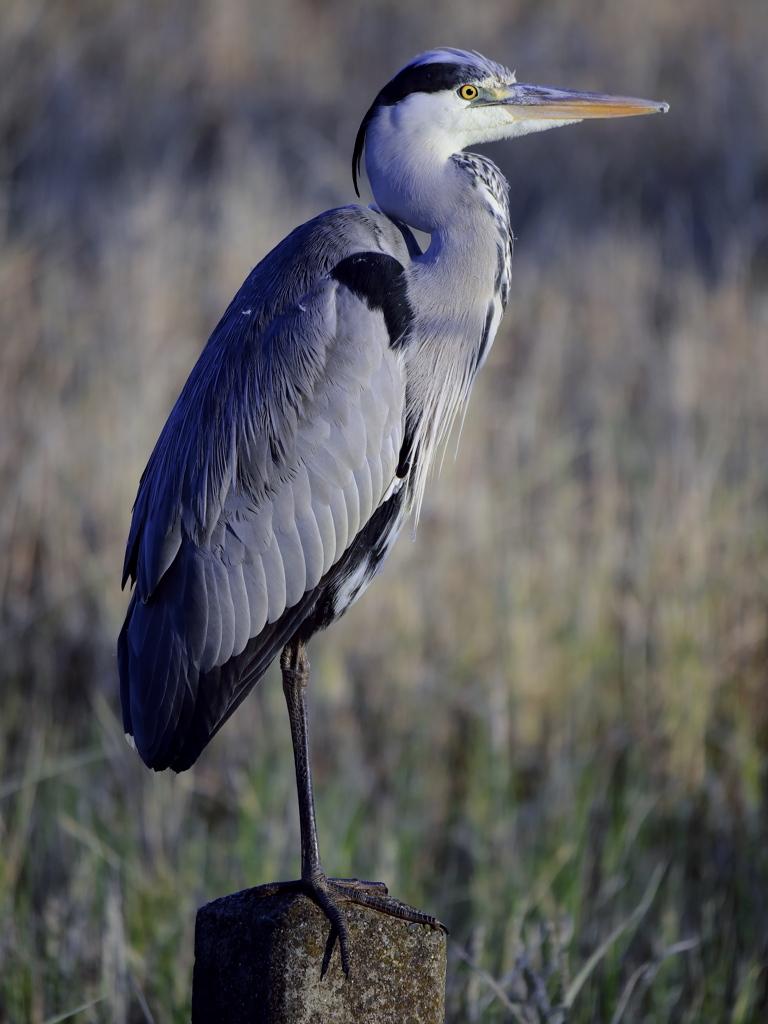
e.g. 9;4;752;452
458;84;478;101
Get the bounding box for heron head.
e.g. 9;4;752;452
353;48;668;199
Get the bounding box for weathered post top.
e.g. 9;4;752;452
192;887;447;1023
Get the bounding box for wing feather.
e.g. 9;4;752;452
342;474;361;541
271;479;296;535
261;533;287;622
212;527;238;666
182;550;209;666
311;496;338;575
314;427;356;488
275;518;307;607
296;507;326;589
224;558;251;658
341;402;369;471
229;501;273;553
305;463;333;505
367;451;383;503
353;456;374;526
201;557;224;672
242;549;269;637
327;487;349;562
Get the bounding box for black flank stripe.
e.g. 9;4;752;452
396;405;418;479
475;304;495;373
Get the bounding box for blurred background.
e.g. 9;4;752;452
2;0;768;1020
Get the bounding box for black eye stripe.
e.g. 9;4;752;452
376;63;481;106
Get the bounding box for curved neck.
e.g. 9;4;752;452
385;151;513;520
411;154;512;310
365;106;472;233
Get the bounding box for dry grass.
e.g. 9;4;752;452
2;1;768;1021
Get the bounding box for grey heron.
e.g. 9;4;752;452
119;48;667;973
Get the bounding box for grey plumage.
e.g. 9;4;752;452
118;47;667;971
121;208;415;769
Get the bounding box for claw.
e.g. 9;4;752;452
308;874;445;975
249;875;446;976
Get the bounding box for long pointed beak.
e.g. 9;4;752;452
488;83;669;120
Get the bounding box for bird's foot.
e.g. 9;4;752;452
307;872;448;976
249;874;446;976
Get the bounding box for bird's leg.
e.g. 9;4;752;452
278;638;446;976
280;639;324;882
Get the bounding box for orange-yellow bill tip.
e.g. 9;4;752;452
493;83;669;120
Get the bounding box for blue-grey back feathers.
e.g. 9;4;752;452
120;207;415;770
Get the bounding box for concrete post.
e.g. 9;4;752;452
192;886;446;1023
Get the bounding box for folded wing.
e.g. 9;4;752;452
119;210;414;771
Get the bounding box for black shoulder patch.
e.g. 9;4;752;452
331;252;413;349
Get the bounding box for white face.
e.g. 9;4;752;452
384;88;581;159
